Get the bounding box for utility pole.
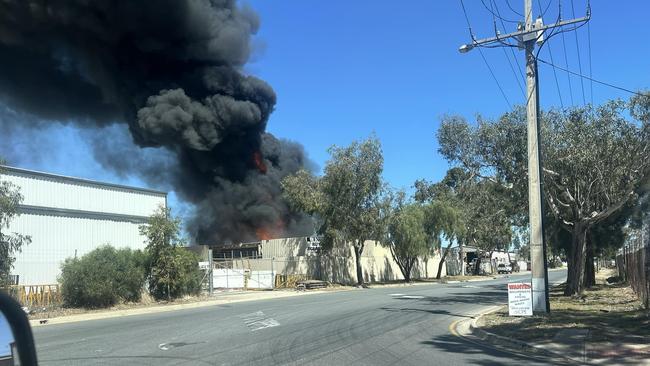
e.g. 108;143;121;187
523;0;548;313
458;0;590;313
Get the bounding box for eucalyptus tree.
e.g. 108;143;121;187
435;95;650;295
282;136;386;285
415;167;511;277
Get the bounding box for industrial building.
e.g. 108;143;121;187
2;166;167;285
193;236;447;288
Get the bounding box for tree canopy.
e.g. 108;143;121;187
282;136;386;285
435;96;650;294
139;205;201;300
385;201;428;282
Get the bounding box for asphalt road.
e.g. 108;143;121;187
33;270;566;366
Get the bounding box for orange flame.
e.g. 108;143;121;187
255;220;285;241
253;151;267;174
256;227;272;240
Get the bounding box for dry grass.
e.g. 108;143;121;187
28;291;219;320
479;268;650;343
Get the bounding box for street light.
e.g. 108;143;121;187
458;43;474;53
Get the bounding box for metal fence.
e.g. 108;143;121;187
5;284;62;307
211;256;319;290
616;222;649;309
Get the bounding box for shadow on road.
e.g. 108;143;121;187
422;334;559;366
393;284;508;306
380;307;474;319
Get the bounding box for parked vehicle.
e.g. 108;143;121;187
497;263;512;274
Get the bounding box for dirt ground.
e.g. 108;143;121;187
478;268;650;343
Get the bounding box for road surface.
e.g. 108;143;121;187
33;270;566;365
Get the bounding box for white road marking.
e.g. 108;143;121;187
238;310;280;331
389;293;405;297
158;343;169;351
249;318;280;331
400;295;424;299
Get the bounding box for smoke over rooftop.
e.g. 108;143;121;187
0;0;313;244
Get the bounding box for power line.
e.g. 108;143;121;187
538;0;563;108
459;0;475;37
560;19;575;105
505;0;523;17
537;58;647;97
480;0;518;23
538;0;554;19
491;0;526;98
586;1;594;107
460;0;513;109
478;47;513;109
570;0;586;104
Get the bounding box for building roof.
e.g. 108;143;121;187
1;165;167;196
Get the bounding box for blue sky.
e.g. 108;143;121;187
3;0;649;216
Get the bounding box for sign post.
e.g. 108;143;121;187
507;282;533;316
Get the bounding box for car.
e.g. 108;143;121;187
497;263;512;274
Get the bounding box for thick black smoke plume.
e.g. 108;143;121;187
0;0;312;244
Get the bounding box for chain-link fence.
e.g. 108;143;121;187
616;221;649;309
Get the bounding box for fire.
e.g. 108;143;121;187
252;151;267;174
256;227;272;240
255;221;285;241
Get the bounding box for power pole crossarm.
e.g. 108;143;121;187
460;15;590;52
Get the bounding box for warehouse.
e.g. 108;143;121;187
2;166;167;285
194;236;446;287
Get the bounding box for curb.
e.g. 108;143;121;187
468;313;580;364
451;311;582;365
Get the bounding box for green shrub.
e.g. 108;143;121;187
60;245;147;308
148;247;202;300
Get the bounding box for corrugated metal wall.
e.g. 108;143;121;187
9;214;147;285
3;167;166;285
3;169;164;217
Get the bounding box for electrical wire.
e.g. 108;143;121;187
505;0;523;17
538;0;554;20
537;58;647;97
459;0;475;38
570;0;586;104
560;4;575;105
491;0;526;98
478;46;513;109
459;0;513;109
586;1;594;108
538;0;563;108
480;0;518;23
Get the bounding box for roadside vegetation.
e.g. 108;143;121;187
59;206;201;308
479;268;649;343
0;162;31;286
60;246;147;308
425;96;650;295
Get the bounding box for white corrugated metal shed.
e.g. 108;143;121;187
2;166;167;285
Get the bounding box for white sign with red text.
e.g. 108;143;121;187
507;282;533;316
